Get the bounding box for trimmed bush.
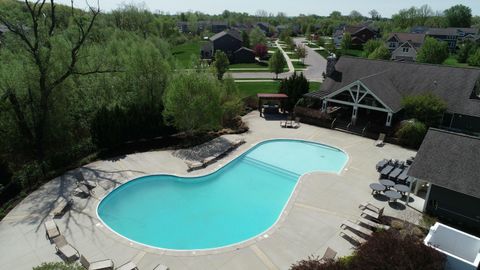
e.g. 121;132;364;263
396;120;427;148
33;262;83;270
402;93;447;127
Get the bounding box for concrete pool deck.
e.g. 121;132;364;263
0;111;420;270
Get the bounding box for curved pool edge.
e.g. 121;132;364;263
95;138;350;255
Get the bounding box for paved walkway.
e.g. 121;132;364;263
0;112;420;270
275;40;294;73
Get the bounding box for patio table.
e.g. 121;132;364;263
369;183;385;194
385;190;402;202
379;179;395;190
394;184;410;195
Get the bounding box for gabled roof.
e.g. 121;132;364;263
210;29;242;42
305;57;480;116
387;32;425;48
409;128;480;199
234;47;254;54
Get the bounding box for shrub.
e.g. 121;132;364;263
417;37;449;64
290;255;346;270
467;48;480;67
279;72;309;111
254;44;268;59
368;46;391;60
396;119;427;148
33;262;83;270
402;93;447;127
213;50;229;80
363;39;384;57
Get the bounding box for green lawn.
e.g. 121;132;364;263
443;55;470;68
293;62;308;69
343;49;365;57
172;40;205;67
235;81;322;98
315;49;330;59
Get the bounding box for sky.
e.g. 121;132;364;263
57;0;480;17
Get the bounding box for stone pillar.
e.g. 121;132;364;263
321;100;328;112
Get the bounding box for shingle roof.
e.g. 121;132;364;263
426;27;479;37
388;32;425;48
305;57;480;116
210;29;242;42
408;128;480;199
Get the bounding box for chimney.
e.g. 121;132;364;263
326;54;337;78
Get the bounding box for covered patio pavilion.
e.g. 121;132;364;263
257;93;288;117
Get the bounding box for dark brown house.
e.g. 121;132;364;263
201;30;255;63
333;25;378;48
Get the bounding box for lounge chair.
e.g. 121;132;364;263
80;255;114;270
361;207;384;220
153;265;169;270
45;219;61;240
358;202;382;213
74;183;93;198
51;197;73;217
280;120;293;128
339;230;366;245
341;220;373;236
53;235;79;262
375;159;388;172
293;117;301;128
320;247;337;262
115;261;138;270
357;217;391;230
375;133;386;146
78;173;96;190
380;165;394;179
388;167;403;181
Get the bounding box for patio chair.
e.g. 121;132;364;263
339;230;366;245
78;173;96;190
375;159;388;172
361;207;384;220
53;235;79;262
358;202;382;213
115;261;138;270
74;183;93;198
51;197;73;217
375;133;386;147
320;247;337;262
293;117;301;128
357;217;390;230
80;255;114;270
341;220;373;236
153;264;169;270
45;219;61;241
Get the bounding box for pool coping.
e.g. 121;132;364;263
94;138;351;256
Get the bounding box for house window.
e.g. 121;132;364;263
402;47;409;52
389;42;396;48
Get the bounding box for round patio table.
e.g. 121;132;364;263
379;179;395;190
394;184;410;195
385;190;402;202
369;183;385;195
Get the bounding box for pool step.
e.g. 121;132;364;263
242;156;300;179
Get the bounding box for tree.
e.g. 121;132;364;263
368;46;391;60
402;93;447;127
249;27;267;47
396;120;428;148
444;4;472;27
341;33;352;51
363;39;384;57
457;40;477;63
0;1;107;168
269;51;287;79
241;30;250;48
329;11;342;19
163;71;223;133
467;48;480;67
369;9;381;20
279;72;309;111
254;44;268;59
305;24;312;40
33;262;83;270
213;51;229;80
296;44;308;64
349;10;363;21
416;37;449;64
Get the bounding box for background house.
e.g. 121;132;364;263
386;32;425;61
305;57;480;134
201;30;255;63
333;25;378;48
409;128;480;231
411;27;479;52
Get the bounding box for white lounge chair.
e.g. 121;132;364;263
339;230;366;245
54;235;79;262
357;217;391;230
74;183;93;198
51;197;73;217
341;220;373;236
45;219;60;240
320;247;337;262
80;255;114;270
358;202;382;213
361;207;384;220
78;173;96;190
153;264;169;270
115;261;138;270
375;133;386;147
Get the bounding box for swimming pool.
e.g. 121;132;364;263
97;139;348;250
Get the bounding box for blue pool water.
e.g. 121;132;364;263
97;139;347;250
